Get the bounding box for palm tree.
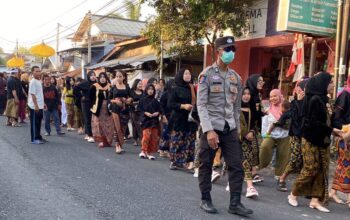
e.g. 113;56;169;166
114;0;141;20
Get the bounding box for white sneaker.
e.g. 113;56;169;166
211;170;221;183
147;155;156;160
84;135;89;140
226;183;230;192
139;152;146;159
87;137;95;143
193;168;199;178
246;186;259;198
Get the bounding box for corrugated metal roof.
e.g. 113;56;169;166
92;15;146;38
86;53;172;70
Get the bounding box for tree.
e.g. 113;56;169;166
142;0;259;62
0;47;6;65
114;0;141;20
0;57;5;65
17;46;31;55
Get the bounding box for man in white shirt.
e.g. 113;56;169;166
28;66;45;144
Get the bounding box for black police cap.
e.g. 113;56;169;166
214;36;235;49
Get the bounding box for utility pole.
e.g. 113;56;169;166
56;23;60;72
87;10;92;64
160;31;163;79
338;0;350;87
16;39;18;56
309;38;317;77
334;0;343;98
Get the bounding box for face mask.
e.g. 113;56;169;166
221;51;235;64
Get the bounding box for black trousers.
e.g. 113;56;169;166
29;108;43;142
198;129;244;199
0;94;6;114
81;101;93;136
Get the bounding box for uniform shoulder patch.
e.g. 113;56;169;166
198;66;213;84
199;75;207;84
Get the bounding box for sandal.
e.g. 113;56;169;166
277;180;288;192
115;145;124;154
252;174;264;183
98;143;104;148
329;193;345;204
12;123;22;127
288;194;298;207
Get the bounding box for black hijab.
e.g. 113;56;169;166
87;70;96;84
305;72;331;101
175;68;190;88
241;87;251;108
302;71;332;117
145;84;156;99
98;72;109;87
246;74;261;96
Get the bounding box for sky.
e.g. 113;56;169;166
0;0;155;53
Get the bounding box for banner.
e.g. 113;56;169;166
277;0;337;36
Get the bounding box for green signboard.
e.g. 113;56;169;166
277;0;338;36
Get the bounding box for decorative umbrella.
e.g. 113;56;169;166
6;56;25;68
29;41;55;57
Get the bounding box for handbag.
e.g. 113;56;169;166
188;84;200;125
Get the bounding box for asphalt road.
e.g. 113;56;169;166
0;117;349;220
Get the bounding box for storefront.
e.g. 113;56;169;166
204;0;334;99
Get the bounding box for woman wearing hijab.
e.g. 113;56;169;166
109;70;133;153
90;72;114;148
168;68;198;170
130;79;144;146
239;87;260;198
259;89;290;179
75;71;96;143
138;84;161;160
329;75;350;206
63;77;76;131
288;72;342;213
277;79;308;191
159;79;175;158
246;74;265;132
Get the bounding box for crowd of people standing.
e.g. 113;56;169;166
1;36;350;218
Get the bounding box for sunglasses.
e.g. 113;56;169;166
223;46;236;52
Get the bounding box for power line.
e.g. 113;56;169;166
33;0;90;30
16;0;117;46
3;0;137;49
91;0;139;26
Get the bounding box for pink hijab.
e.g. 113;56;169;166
337;75;350;97
269;89;284;120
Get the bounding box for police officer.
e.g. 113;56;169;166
197;36;253;216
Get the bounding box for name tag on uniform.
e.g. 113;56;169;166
212;82;222;85
211;85;224;93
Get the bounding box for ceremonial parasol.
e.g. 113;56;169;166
6;56;25;68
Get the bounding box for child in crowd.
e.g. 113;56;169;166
138;84;161;160
266;101;292;136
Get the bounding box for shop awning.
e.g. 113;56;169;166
86;53;172;69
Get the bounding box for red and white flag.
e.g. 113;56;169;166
287;33;304;82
